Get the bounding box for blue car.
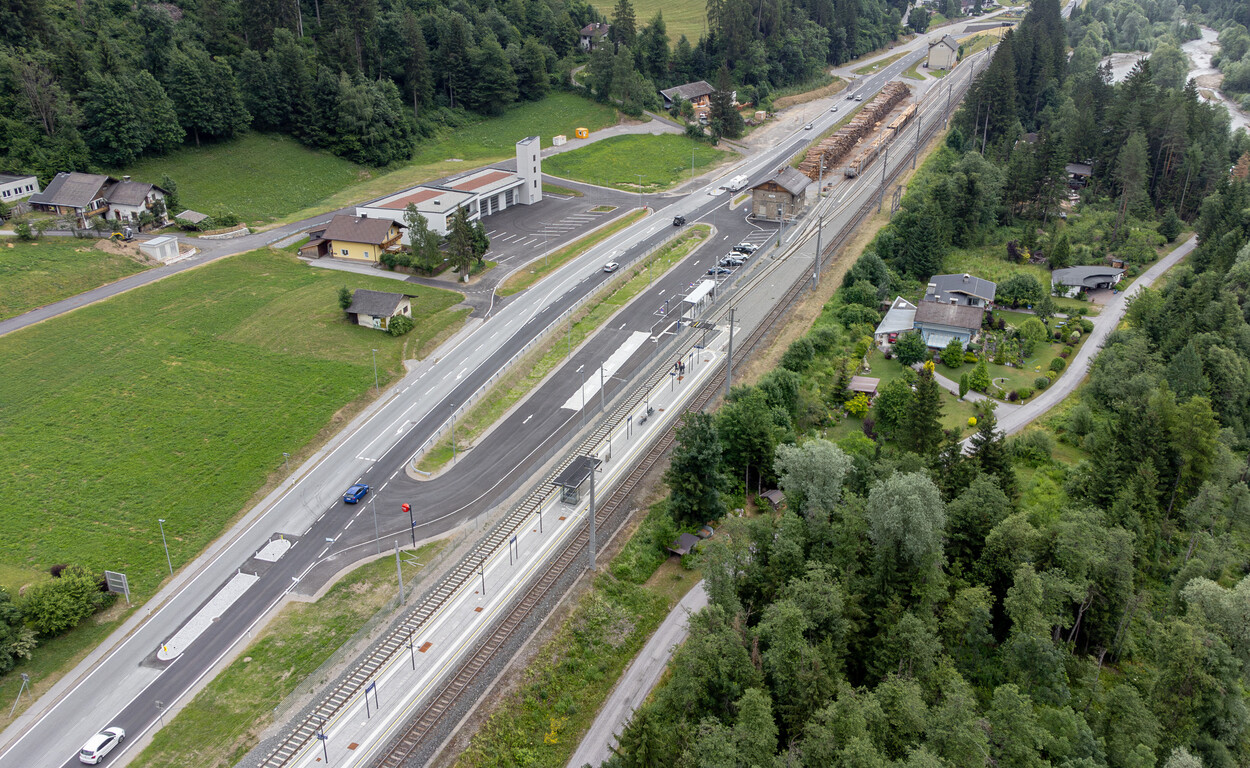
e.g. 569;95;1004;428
343;484;370;504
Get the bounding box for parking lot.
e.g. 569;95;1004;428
480;185;636;265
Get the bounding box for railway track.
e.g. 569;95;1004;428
366;89;969;766
257;62;976;768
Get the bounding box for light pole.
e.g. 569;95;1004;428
404;503;414;547
371;348;379;392
157;518;172;576
636;174;644;210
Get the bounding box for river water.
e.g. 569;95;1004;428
1098;28;1248;134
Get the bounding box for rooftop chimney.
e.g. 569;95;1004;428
963;273;970;282
950;297;958;305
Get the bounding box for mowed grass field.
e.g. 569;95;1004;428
116;133;369;226
592;0;707;42
119;94;621;228
0;248;463;597
0;239;150;320
544;134;732;191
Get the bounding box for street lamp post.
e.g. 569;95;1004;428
404;503;414;548
157;518;172;576
636;174;644;210
371;348;379;392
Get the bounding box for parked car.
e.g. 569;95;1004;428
672;215;686;226
719;257;744;267
79;727;125;765
707;266;732;275
733;242;759;254
343;484;369;504
603;262;620;273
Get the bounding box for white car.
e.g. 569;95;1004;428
830;105;839;112
805;123;814;130
602;262;620;273
79;727;125;764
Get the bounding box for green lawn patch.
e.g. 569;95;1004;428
589;205;616;213
276;94;618;226
129;541;447;768
827;352;976;441
0;248;463;598
592;0;707;43
421;225;711;472
942;244;1051;285
544;134;732;193
496;208;647;297
903;61;925;80
0;238;150;320
116;133;368;227
853;51;906;75
542;183;584;198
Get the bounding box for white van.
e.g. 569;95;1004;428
727;175;749;192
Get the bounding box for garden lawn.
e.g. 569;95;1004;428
0;248;463;597
0;239;149;320
130;541;446;768
544;134;732;192
115;133;367;226
942;243;1051;286
828;352;977;441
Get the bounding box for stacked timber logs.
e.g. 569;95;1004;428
797;81;911;181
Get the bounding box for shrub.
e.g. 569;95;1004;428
1079;318;1094;334
1007;390;1019;402
1067;403;1095;436
1049;357;1066;373
862;417;877;440
1016;386;1033;400
19;566;113;637
1060;346;1073;358
212;208;241;227
808;325;840;354
1069;331;1081;344
942;338;966;368
893;331;928;366
387;314;415;336
963;351;978;363
1007;429;1054;463
845;393;871;418
338;287;352;310
1046;369;1058;381
780;336;817;372
14;220;34;240
1034;376;1049;390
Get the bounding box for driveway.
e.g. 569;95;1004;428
986;234;1197;439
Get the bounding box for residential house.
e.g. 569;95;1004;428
29;172;114;225
355;138;541;239
927;35;959;70
0;174;40;206
660;80;716;112
913;299;984;348
1066;162;1092;187
303;215;405;263
344;289;415;331
579;22;610;51
874;297;918;345
750;167;812;221
28;172;167;226
923;273;996;308
104;179;169;224
1051;265;1124;298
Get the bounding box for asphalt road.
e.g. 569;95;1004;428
2;34;992;768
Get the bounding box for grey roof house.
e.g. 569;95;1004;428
345;289;415;331
750;167;812;221
660;80;716;109
923;273;996;307
29;172;167;225
1051;265;1124;297
913;300;983;349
